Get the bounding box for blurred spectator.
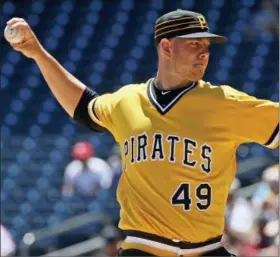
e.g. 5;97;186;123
244;0;279;40
224;179;256;256
255;216;276;248
243;216;279;256
226;178;255;235
1;225;16;256
224;167;279;257
252;164;279;216
62;141;114;197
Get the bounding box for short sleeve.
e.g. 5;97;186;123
87;86;152;141
224;87;279;148
88;93;117;136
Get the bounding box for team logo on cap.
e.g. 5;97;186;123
197;15;207;29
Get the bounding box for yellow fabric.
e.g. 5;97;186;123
220;86;278;148
88;79;278;244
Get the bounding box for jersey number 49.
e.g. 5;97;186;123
171;183;212;211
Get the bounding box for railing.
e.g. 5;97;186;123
40;236;105;257
20;212;112;256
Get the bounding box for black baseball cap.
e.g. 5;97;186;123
154;9;228;44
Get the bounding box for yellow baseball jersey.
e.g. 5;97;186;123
87;78;278;254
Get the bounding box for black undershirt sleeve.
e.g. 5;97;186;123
73;87;107;132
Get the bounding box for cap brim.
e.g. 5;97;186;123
176;32;228;44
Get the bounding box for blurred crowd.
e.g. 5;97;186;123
223;165;279;256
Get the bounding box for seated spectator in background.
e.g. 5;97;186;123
62;141;114;197
223;179;256;256
252;164;279;216
259;231;279;256
253;216;278;256
226;178;255;235
1;224;16;256
225;216;279;256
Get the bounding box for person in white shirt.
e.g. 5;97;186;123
226;178;255;234
62;141;114;196
252;164;279;215
1;225;16;256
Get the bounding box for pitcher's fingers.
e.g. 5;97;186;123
11;21;29;30
12;45;21;51
11;42;27;51
7;17;25;25
11;37;31;49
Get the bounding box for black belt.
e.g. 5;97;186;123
124;230;222;249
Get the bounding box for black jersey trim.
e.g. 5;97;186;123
73;87;107;132
264;123;279;147
90;98;101;121
123;230;222;250
147;79;197;115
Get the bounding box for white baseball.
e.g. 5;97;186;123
4;24;24;44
